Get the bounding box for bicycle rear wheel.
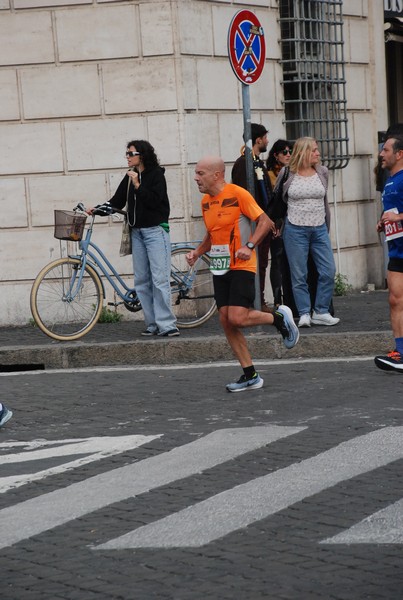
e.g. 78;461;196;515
170;247;216;328
30;257;104;341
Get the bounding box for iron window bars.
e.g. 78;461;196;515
278;0;350;169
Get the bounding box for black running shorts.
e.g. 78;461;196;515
388;257;403;273
213;270;256;310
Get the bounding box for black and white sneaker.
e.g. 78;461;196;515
141;329;157;337
158;328;180;337
374;350;403;372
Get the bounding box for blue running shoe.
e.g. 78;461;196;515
0;404;13;427
275;305;299;349
226;373;264;393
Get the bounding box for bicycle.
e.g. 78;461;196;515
30;203;216;341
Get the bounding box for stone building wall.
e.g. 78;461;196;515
0;0;388;325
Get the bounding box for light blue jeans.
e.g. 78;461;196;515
131;226;177;334
282;220;336;316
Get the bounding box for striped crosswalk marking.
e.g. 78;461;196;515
0;436;160;494
0;426;303;550
322;498;403;545
95;427;403;549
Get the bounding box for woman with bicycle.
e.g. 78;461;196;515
108;140;179;337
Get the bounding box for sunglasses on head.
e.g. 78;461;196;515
126;151;140;157
280;149;292;156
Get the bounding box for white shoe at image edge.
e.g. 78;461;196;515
298;314;311;328
311;311;340;326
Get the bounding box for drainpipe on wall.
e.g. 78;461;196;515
331;170;342;273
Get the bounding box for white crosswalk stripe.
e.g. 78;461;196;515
95;427;403;549
322;498;403;545
0;435;160;494
0;426;303;550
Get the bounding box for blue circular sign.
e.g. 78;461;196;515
228;10;266;84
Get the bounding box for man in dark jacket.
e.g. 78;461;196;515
231;123;273;310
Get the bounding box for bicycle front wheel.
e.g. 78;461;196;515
170;247;216;328
30;257;104;341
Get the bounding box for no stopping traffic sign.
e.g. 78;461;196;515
228;10;266;85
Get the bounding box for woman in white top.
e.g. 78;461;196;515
277;137;339;327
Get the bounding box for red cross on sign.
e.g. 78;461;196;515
228;10;266;85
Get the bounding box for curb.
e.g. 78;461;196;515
0;331;394;371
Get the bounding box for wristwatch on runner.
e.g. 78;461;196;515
246;241;255;250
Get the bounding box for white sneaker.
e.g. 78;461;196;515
298;313;311;328
311;311;340;326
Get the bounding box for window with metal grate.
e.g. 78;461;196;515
278;0;350;170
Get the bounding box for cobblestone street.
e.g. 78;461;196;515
1;357;403;599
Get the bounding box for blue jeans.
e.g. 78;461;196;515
131;226;177;334
282;220;336;316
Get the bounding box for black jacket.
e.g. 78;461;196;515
231;154;273;214
110;165;170;228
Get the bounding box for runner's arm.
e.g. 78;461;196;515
382;210;403;223
236;213;274;261
250;212;274;245
186;232;212;266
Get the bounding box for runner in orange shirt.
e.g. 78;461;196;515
186;156;299;392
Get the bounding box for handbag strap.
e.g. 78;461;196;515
126;176;131;208
126;174;136;227
275;166;289;196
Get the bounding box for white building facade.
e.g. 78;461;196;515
0;0;392;325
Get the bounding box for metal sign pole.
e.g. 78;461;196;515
242;85;254;196
242;83;261;311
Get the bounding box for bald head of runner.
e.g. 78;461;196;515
195;156;226;196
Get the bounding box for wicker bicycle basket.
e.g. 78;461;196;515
54;210;87;241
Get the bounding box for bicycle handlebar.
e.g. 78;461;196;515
74;202;127;217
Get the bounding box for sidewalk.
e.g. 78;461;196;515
0;291;394;370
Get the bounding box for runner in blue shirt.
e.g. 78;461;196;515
374;134;403;372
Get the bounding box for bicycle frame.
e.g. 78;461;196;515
170;243;200;287
65;214;205;306
66;215;136;305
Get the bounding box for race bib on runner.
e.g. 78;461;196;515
209;244;230;275
384;208;403;242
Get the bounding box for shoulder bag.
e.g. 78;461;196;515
119;176;133;257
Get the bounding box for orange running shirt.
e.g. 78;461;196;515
201;183;263;273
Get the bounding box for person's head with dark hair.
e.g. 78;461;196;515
391;135;403;153
376;127;403;191
380;135;403;177
247;123;268;145
126;139;160;171
267;139;293;171
241;123;269;156
386;123;403;139
240;123;268;154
